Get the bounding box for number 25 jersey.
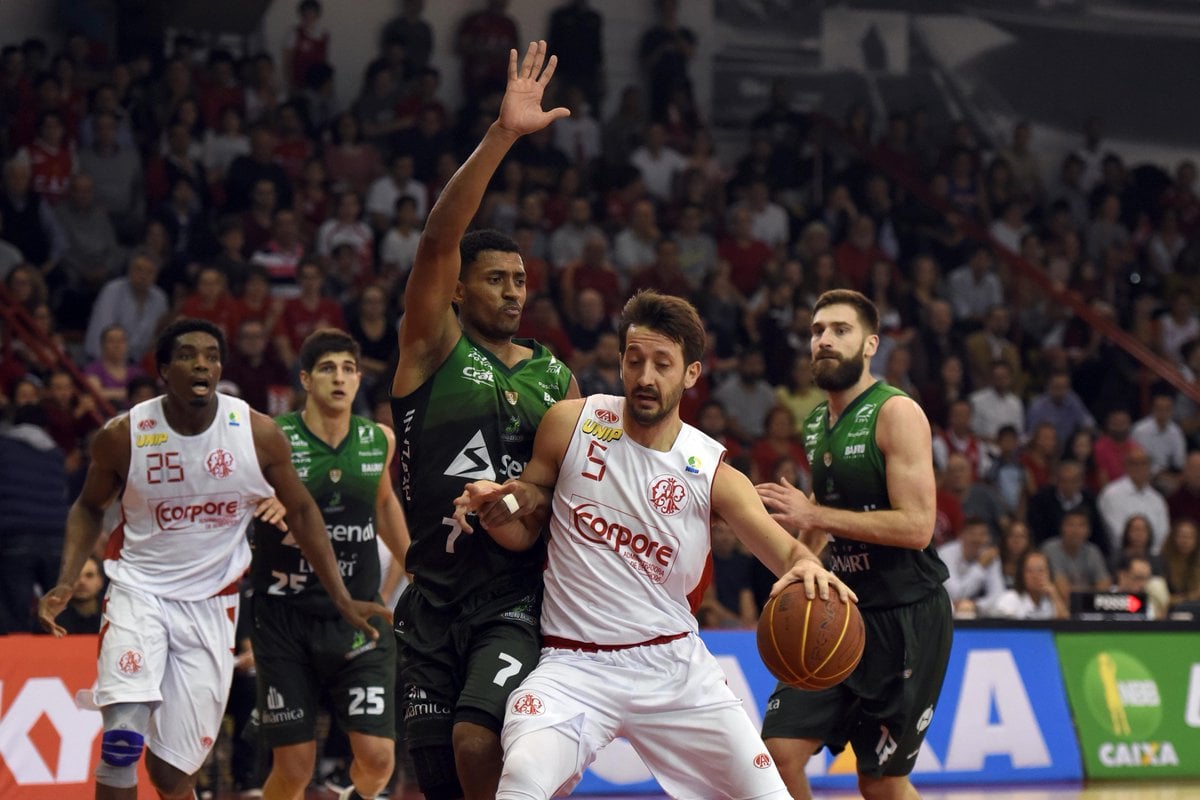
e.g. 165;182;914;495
106;394;274;600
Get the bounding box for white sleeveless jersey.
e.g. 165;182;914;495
105;394;274;600
541;394;725;645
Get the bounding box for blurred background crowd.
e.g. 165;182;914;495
0;0;1198;663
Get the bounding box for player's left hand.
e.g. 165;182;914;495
37;584;74;638
452;480;506;533
253;496;288;531
337;599;394;641
771;558;857;604
756;476;816;535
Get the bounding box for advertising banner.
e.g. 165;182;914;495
0;635;154;799
1056;631;1200;779
574;628;1082;793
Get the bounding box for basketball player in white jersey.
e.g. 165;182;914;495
38;318;391;800
452;291;856;799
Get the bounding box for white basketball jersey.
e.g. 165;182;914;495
541;394;725;645
105;394;274;600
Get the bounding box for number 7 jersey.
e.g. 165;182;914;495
105;394;274;600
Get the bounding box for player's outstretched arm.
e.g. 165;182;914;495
375;425;411;572
713;461;855;604
39;418;129;637
762;397;936;551
452;397;583;549
394;41;570;398
251;411;392;639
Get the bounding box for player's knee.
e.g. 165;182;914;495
452;722;502;774
409;745;463;800
95;703;150;789
145;755;195;799
271;746;317;789
857;773;911;800
765;736;816;774
354;739;395;779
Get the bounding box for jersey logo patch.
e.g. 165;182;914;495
504;390;519;405
358;426;375;444
330;468;342;483
511;692;545;716
648;474;689;516
444;430;496;481
206;448;236;478
137;418;156;431
117;649;144;675
595;408;619;424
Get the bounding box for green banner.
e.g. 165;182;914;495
1056;632;1200;779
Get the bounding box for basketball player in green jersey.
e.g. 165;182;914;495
389;42;579;800
252;329;410;800
758;289;952;800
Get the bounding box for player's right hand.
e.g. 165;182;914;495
339;599;394;642
452;480;505;533
496;41;570;138
37;584;74;638
253;496;288;531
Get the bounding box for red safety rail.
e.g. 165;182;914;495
0;284;116;426
811;113;1200;407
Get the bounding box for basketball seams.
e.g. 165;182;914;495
757;584;865;691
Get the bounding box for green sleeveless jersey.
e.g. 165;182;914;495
252;412;388;616
802;381;948;610
391;334;572;608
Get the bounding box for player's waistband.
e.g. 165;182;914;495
542;631;689;653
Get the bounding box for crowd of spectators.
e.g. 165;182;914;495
2;0;1200;640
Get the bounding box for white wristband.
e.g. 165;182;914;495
502;493;520;514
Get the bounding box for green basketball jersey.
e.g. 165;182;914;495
252;412;388;615
391;334;572;608
802;381;948;610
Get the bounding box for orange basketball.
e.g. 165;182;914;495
756;582;865;690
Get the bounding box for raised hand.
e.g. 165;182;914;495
496;41;570;138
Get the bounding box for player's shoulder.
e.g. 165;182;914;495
876;393;931;445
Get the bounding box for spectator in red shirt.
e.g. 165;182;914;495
224;317;294;415
456;0;519;105
272;259;345;366
178;265;242;343
250;208;307;297
628;237;691;299
283;0;330;93
1094;408;1137;487
717;206;771;297
750;406;809;488
198;50;245;129
20;110;75;205
272;101;315;185
559;233;621;322
323;112;383;197
833;214;891;292
516;294;573;361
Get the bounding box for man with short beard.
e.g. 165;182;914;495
757;289;953;800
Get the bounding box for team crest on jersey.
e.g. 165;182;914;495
206;448;236;478
753;753;772;769
595;408;619;424
823;452;833;467
511;693;545;716
117;649;144;675
358;425;374;444
648;474;689;516
330;468;342;483
137;418;156;431
504;390;519;405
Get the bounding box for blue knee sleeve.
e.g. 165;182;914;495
101;728;145;767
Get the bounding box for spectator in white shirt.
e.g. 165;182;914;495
366;152;427;232
1159;290;1200;364
738;179;790;250
379;195;422;277
316;191;373;274
629;122;687;202
945;244;1003;324
672;203;717;291
969;360;1025;441
989;550;1068;620
938;517;1006;617
547;196;604;269
553;85;602;166
1131;387;1187;491
1097;448;1171;554
612;198;660;288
